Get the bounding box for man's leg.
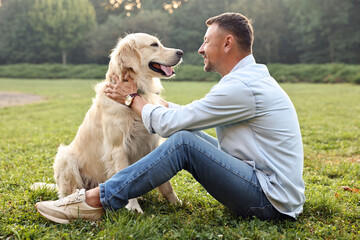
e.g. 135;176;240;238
84;131;217;208
192;130;219;147
99;130;284;219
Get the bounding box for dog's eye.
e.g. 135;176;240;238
151;42;159;47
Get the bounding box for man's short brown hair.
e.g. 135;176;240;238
206;12;254;53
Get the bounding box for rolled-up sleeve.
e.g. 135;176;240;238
141;79;256;138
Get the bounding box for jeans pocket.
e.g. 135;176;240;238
245;204;281;220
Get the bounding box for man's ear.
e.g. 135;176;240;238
224;35;234;53
118;39;141;74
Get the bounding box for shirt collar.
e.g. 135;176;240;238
229;54;256;74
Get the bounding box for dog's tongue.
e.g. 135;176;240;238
160;65;173;76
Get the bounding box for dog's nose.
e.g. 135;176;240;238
176;50;184;58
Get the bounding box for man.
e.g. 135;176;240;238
36;12;305;223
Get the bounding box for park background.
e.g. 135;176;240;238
0;0;360;84
0;0;359;239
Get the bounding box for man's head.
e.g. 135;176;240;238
206;12;254;53
198;12;254;76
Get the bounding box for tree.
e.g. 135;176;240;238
169;0;235;55
89;0;141;24
284;0;360;63
88;0;189;24
230;0;290;63
85;10;173;64
2;0;359;64
0;0;42;63
28;0;96;65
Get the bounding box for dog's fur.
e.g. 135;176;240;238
52;33;182;212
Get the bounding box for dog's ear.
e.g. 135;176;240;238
118;39;141;74
105;38;140;82
105;57;118;82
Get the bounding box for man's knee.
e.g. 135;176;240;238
169;130;196;143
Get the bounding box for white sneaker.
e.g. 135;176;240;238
35;189;103;224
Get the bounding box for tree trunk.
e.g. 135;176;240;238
327;33;335;63
62;50;67;65
266;39;271;63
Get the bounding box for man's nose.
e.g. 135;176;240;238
198;44;204;54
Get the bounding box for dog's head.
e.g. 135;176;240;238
106;33;183;93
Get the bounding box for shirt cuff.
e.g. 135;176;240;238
142;104;161;134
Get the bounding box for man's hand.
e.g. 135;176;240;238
104;73;147;117
105;73;138;105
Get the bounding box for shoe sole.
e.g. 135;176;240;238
35;204;70;224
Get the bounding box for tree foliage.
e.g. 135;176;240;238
230;0;290;63
0;0;40;63
284;0;360;63
28;0;95;65
86;9;172;63
0;0;95;64
169;0;235;53
0;0;359;64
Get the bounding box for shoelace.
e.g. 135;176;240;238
58;189;82;206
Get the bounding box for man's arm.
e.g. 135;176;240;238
130;96;147;118
140;80;256;137
105;74;256;138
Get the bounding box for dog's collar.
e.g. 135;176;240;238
137;89;145;95
137;89;160;95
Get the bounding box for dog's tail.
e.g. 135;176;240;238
53;144;85;197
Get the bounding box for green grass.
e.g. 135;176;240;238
0;78;359;239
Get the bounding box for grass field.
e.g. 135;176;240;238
0;78;359;239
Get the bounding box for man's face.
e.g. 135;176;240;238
198;24;225;73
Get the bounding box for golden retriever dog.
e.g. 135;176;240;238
49;33;182;213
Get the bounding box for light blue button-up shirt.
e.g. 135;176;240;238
142;54;305;218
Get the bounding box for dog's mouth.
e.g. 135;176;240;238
149;62;176;77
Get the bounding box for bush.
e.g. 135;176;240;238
0;64;107;79
0;62;359;84
267;63;360;84
174;65;220;81
350;72;360;84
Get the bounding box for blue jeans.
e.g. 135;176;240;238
99;131;289;220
